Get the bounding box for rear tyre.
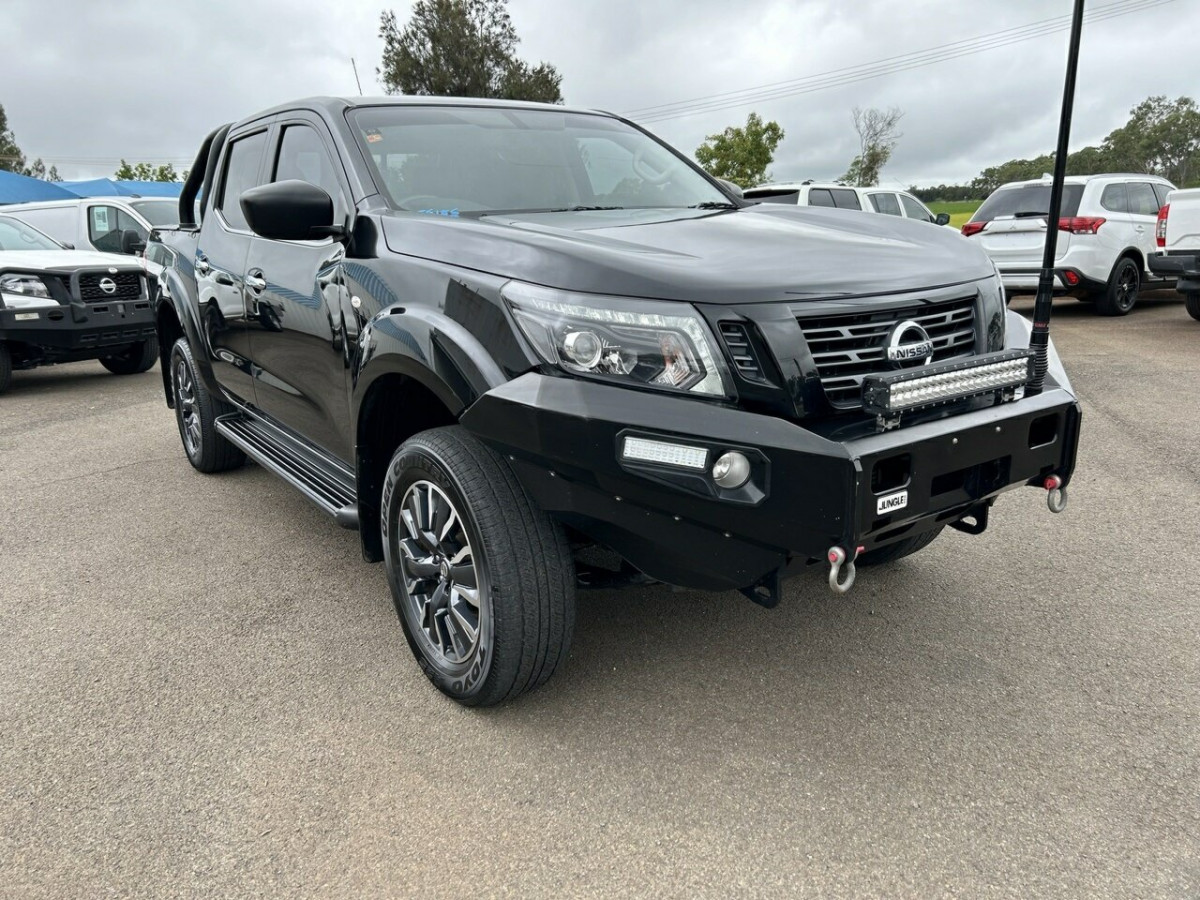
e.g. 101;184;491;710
0;343;11;395
382;426;576;706
1185;291;1200;322
1095;256;1140;316
857;527;944;566
169;337;245;473
100;336;159;375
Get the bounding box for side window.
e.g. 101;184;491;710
88;206;144;253
868;192;902;216
808;188;836;207
1152;182;1173;208
1126;182;1160;217
218;131;268;231
900;194;932;221
830;188;862;210
1100;183;1127;213
273;125;344;212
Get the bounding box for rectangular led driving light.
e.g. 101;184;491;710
621;436;709;470
862;350;1034;416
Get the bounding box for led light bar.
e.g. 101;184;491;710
621;436;709;470
862;350;1034;418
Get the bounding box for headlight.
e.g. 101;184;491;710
503;281;730;398
0;274;51;299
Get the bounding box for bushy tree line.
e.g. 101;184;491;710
912;95;1200;202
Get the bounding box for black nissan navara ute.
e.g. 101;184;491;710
150;98;1081;705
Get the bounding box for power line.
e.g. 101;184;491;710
625;0;1175;124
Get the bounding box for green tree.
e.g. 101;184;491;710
1102;95;1200;186
114;160;182;182
378;0;563;103
23;158;61;181
0;103;26;174
841;106;903;187
694;112;785;188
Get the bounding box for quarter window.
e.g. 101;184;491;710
1100;183;1128;213
1152;182;1173;208
868;192;902;216
218;131;268;231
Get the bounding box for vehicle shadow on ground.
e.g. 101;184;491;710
0;362;159;397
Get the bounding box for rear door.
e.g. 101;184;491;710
1126;180;1165;274
243;114;354;460
865;192;902;217
196;124;271;404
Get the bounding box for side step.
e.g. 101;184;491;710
215;412;359;530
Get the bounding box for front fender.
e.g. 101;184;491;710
155;265;217;405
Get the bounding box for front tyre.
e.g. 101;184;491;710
382;426;575;706
0;343;11;394
169;337;245;473
100;336;159;375
1185;291;1200;322
1095;256;1140;316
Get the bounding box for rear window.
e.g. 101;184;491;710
971;183;1083;222
743;188;800;205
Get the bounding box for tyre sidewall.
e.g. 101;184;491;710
382;441;496;703
170;340;205;468
1105;257;1140;315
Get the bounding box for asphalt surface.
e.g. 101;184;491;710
2;293;1197;899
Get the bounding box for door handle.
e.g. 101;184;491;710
245;272;267;294
195;254;211;275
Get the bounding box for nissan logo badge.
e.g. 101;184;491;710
885;320;934;367
99;277;118;295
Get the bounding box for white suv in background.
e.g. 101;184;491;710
961;173;1175;316
743;181;952;226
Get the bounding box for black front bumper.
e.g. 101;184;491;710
462;373;1081;593
1;299;155;362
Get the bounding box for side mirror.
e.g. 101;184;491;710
717;178;744;199
935;212;951;227
240;180;343;241
61;241;75;250
120;229;146;254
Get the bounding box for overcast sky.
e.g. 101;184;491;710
3;0;1194;186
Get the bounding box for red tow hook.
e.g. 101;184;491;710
1043;474;1068;513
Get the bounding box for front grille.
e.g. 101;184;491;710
78;271;142;302
798;294;978;408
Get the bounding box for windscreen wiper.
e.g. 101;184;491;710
689;201;739;209
565;205;624;211
1013;210;1050;218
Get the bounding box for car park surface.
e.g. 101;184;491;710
0;290;1196;897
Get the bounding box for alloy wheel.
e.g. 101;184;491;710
174;358;201;456
397;480;482;665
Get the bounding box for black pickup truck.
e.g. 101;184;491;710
150;97;1081;705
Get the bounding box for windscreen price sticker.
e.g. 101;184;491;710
877;490;908;515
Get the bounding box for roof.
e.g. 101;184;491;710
0;170;78;204
998;173;1174;188
243;95;612;123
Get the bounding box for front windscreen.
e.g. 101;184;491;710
0;215;62;251
349;105;728;215
971;184;1084;222
129;199;179;227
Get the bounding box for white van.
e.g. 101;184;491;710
2;197;178;257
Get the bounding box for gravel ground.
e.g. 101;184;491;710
1;292;1197;898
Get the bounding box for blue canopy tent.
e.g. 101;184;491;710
58;178;183;198
0;170;78;204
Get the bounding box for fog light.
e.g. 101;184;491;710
712;451;751;488
621;436;708;470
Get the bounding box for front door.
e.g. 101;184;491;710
196;127;270;404
244;118;354;461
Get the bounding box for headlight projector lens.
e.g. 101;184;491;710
712;451;751;489
562;330;603;368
